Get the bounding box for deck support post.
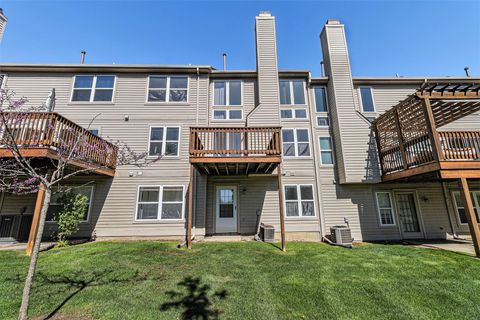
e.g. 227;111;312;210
277;166;286;252
422;98;443;161
187;164;194;249
26;183;46;256
459;178;480;257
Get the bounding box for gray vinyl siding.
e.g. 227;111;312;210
205;176;321;236
0;13;6;43
208;79;257;126
2;71;209;239
248;14;281;126
320;25;350;184
319;181;454;241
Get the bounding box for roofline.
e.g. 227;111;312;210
352;76;480;85
0;63;214;73
1;63;476;84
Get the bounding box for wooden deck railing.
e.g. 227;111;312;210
379;130;480;174
0;112;118;168
439;131;480;161
189;127;281;158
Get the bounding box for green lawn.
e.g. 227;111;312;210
1;241;479;320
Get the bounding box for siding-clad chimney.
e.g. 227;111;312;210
321;20;370;184
248;11;281;125
0;8;7;43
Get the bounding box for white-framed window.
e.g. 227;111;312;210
319;137;334;165
313;86;328;112
284;184;315;217
46;186;94;222
88;128;100;136
71;75;115;102
212;109;243;120
279;79;306;105
280;108;308;119
316;116;329;127
452;191;480;225
213;80;242;106
375;192;396;226
136;185;185;220
148;126;180;157
282;128;310;157
358;86;376;112
147;75;188;103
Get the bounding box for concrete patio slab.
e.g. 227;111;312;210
408;239;476;256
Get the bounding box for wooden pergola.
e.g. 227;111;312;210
373;83;480;256
187;127;286;251
0;112;118;255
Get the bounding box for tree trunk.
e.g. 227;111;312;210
18;186;51;320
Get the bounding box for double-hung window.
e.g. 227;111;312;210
452;191;480;224
280;109;307;119
282;129;310;157
46;186;94;222
136;186;184;220
148;76;188;102
359;87;375;112
319;137;334;165
314;86;329;127
213;80;242;106
149;127;180;157
213;109;243;120
284;185;315;217
71;75;115;102
375;192;395;226
280;79;307;119
213;80;242;120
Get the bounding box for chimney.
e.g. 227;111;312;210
223;52;227;70
0;8;7;43
81;50;86;64
248;11;280;125
320;19;367;183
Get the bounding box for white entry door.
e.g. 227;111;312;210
215;186;238;233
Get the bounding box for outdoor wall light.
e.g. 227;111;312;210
124;115;129;121
421;196;429;202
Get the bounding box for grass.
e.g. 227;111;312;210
1;241;480;320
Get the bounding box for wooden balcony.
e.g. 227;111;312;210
374;84;480;182
0;112;118;176
189;127;282;175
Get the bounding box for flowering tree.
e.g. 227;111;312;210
0;89;160;320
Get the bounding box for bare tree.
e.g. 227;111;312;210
0;89;160;320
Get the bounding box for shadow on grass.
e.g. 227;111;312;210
34;269;158;320
160;276;228;320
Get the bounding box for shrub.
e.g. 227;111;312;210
54;191;88;245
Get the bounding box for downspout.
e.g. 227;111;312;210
193;67;200;240
307;73;327;240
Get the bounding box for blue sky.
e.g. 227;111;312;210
0;0;479;77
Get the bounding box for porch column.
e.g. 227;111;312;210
277;166;286;252
26;183;46;256
187;164;194;249
458;178;480;257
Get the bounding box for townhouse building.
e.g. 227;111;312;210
1;12;479;252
